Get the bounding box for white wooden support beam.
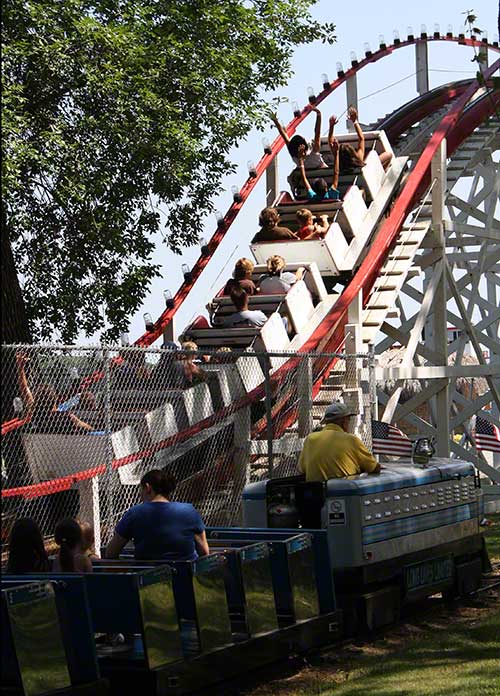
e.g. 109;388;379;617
266;156;279;207
348;288;363;327
382;265;443;424
77;477;101;554
346;75;358;132
430;139;450;457
415;40;429;95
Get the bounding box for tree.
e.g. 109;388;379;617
2;0;335;343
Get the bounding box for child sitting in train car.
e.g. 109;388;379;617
295;208;329;239
78;519;100;561
298;116;340;201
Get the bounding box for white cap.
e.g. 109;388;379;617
322;401;355;421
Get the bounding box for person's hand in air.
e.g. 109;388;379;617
347;106;358;122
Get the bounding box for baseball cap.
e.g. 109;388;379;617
322;401;355;421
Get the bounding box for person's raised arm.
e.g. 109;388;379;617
69;413;95;431
15;352;34;412
297;145;311;193
311;107;322;152
313;214;329;237
348;106;365;162
270;112;290;146
329;137;340;191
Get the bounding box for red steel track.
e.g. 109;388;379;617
2;37;499;498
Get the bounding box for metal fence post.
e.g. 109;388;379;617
232;404;251;524
368;344;378;421
102;347;114;540
263;353;274;476
297;354;313;437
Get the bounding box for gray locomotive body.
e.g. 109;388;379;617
242;459;487;626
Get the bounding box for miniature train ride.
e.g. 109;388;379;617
2;456;490;696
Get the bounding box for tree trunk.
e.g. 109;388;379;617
2;225;31;344
1;224;31;421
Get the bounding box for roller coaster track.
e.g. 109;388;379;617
2;35;499;503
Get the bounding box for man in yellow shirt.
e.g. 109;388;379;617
298;402;380;481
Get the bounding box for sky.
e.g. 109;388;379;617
87;0;499;346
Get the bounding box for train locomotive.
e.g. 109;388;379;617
242;457;489;630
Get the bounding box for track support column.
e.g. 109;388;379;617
415;40;429;95
430;139;450;457
163;318;176;346
266;157;279;207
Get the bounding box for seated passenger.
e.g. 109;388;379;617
224;287;268;328
296;208;329;239
52;517;93;572
16;352;94;433
251;207;298;243
105;470;209;561
180;341;209;386
78;519;100;560
298;401;380;482
211;347;234;364
6;517;51;573
298;117;340;201
271;107;329;197
153;341;191;389
259;255;305;294
340;106;393;172
223;258;258;296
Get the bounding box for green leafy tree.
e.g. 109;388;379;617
2;0;335;343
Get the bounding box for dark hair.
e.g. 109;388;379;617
140;469;176;498
258;207;280;229
6;518;50;573
54;518;82;572
339;143;365;171
229;286;248;312
312;178;328;197
287;134;308;159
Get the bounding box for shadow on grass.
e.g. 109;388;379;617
248;610;500;696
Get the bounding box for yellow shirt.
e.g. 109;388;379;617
298;423;378;481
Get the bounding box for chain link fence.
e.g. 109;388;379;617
1;343;373;550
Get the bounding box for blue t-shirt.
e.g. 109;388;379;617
115;501;205;561
307;187;340;201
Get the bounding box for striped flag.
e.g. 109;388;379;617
371;420;413;457
474;415;500;453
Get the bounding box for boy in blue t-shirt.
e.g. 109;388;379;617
298;115;340;201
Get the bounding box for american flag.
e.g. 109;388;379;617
474;415;500;453
371;420;413;457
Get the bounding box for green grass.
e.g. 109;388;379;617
483;513;500;562
248;516;500;696
321;613;500;696
249;611;500;696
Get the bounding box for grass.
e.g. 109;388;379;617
245;515;500;696
483;513;500;562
